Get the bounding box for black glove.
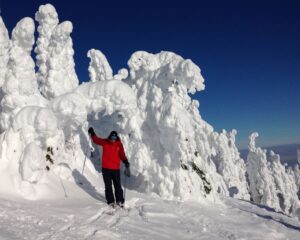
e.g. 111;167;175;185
124;167;131;177
88;127;95;136
123;159;130;168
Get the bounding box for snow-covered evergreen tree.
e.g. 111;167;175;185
35;4;78;99
246;133;280;210
292;164;300;200
44;21;78;98
269;151;300;215
35;4;59;94
87;49;113;82
211;129;250;199
123;51;229;200
0;17;10;88
0;17;47;132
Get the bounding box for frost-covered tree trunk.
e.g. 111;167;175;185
246;133;280;211
269;151;300;215
0;17;10;88
35;4;78;99
210;129;250;199
0;17;47;132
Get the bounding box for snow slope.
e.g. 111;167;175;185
0;188;299;240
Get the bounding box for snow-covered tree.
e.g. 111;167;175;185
43;21;78;98
246;133;300;215
35;4;78;99
0;17;47;132
87;49;113;82
295;149;300;198
246;133;280;210
35;4;59;93
87;49;128;82
291;164;300;200
269;151;300;215
211;129;250;199
0;17;10;88
122;51;230;200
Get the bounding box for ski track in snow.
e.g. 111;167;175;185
0;194;299;240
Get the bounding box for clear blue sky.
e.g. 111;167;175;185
1;0;299;149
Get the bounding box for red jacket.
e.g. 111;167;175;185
91;135;127;170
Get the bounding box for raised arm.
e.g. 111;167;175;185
91;135;106;146
88;127;106;146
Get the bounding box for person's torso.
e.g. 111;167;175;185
101;141;122;170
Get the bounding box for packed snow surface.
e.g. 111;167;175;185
0;191;299;240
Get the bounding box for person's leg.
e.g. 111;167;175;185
102;168;115;205
112;170;124;204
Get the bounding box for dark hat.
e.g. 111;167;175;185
108;131;118;140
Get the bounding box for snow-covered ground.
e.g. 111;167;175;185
0;178;299;240
0;148;299;240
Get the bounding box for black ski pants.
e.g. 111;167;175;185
102;168;124;204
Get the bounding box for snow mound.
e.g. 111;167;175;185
0;106;64;199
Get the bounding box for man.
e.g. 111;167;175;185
88;128;130;207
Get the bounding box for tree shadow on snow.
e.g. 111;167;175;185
72;169;106;202
242;209;300;232
255;213;300;232
239;199;281;214
237;199;300;232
